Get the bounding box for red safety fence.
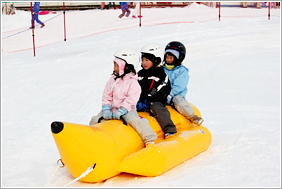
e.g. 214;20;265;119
2;2;280;56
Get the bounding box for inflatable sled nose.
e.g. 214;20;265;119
51;121;64;134
51;120;145;182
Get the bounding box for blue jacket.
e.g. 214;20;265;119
120;2;127;6
33;2;40;13
163;65;189;101
120;2;128;11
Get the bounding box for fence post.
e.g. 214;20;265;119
219;2;221;21
139;2;142;27
63;2;66;41
268;2;270;20
30;2;36;57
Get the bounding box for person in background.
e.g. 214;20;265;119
31;2;45;28
270;2;276;8
7;3;15;15
163;41;204;126
89;48;157;147
242;2;247;8
100;2;105;10
255;2;261;8
118;2;131;20
137;43;177;139
108;2;116;9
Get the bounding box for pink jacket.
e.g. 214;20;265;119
102;73;141;113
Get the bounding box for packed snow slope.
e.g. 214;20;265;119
1;3;281;187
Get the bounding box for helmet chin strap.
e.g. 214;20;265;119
113;71;123;80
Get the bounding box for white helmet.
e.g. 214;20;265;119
114;48;140;69
141;43;164;63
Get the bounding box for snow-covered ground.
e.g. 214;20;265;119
1;3;281;187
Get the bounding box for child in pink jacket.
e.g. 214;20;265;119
89;48;157;146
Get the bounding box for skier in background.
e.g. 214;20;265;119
108;2;115;9
31;2;45;29
7;3;15;15
2;2;15;15
118;2;131;20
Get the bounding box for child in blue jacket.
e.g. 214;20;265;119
163;41;203;125
31;2;45;28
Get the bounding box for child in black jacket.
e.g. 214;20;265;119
137;43;177;138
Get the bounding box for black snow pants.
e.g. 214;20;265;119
150;102;177;134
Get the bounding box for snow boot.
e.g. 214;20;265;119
145;141;155;147
191;115;204;126
164;132;176;139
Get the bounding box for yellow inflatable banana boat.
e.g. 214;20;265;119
51;104;212;183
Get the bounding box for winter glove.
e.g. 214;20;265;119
102;105;112;120
166;95;176;108
136;101;143;111
167;95;173;105
137;99;150;112
113;107;128;120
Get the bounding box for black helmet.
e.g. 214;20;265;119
164;41;186;65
